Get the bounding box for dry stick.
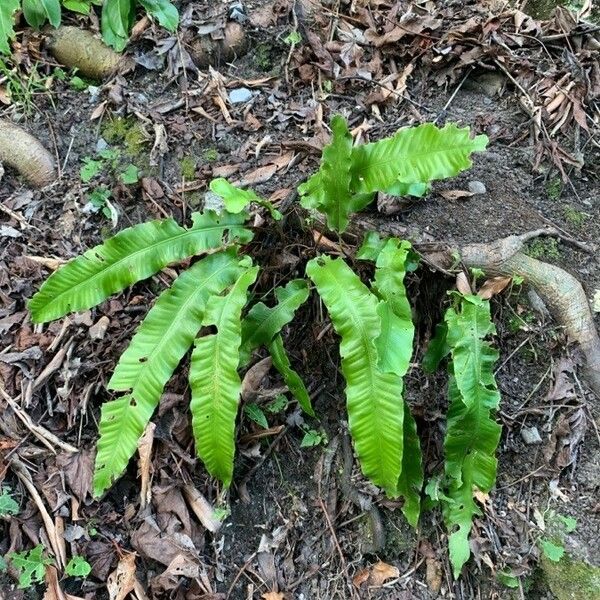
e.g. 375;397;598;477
0;385;78;453
10;457;67;569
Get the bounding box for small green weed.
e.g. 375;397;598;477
526;237;561;260
0;487;19;516
9;545;54;588
65;555;91;577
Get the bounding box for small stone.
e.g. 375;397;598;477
468;180;487;195
89;316;110;340
228;87;253;104
96;138;109;153
521;426;542;445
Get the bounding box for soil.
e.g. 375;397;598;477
1;1;599;599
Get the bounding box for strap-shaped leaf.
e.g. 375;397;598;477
445;294;499;409
29;210;251;323
268;334;314;417
350;123;488;194
240;279;309;362
189;266;259;486
93;250;245;496
442;294;501;577
306;256;404;496
370;238;422;522
372;238;414;376
397;405;423;527
0;0;20;55
299;116;373;232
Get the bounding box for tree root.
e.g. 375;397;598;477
0;120;57;188
344;216;600;397
44;26;134;80
458;237;600;397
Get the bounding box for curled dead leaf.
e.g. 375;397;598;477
478;276;512;299
456;271;472;295
353;561;399;588
439;189;474;200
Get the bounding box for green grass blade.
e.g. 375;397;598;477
190;266;259;486
29;210;251;323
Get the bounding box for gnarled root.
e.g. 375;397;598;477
458;237;600;397
45;26;134;80
0;120;57;188
346;216;600;396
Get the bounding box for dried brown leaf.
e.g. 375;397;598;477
456;272;472;295
107;553;137;600
137;422;155;509
241;356;272;400
439;189;474;200
478;276;512;299
368;561;400;587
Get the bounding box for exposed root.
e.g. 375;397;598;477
45;26;134;80
0;120;57;188
458;238;600;397
344;216;600;397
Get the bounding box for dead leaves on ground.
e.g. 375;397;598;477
353;560;400;589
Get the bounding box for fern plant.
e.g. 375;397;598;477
29;114;497;576
0;0;178;55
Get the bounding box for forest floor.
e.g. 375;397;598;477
1;0;599;599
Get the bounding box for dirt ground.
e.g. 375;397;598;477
1;1;599;599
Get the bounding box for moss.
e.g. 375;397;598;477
254;42;274;71
563;205;587;228
382;510;416;556
540;554;600;600
545;177;563;200
187;192;203;208
180;156;197;180
203;148;218;162
526;237;561;260
101;116;148;157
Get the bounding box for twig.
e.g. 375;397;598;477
0;385;78;453
317;495;346;568
10;456;67;569
435;67;474;124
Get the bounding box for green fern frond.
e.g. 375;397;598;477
442;294;501;577
240;279;309;361
29;210;252;323
190;265;259;486
93;249;246;496
268;334;314;417
397;406;423;527
306;255;404;496
371;238;415;376
298;115;371;232
240;279;313;415
350;123;488;195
